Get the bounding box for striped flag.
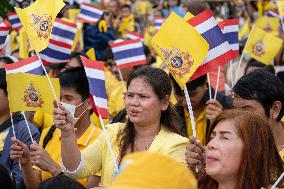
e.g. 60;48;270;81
40;18;77;65
78;3;103;24
0;20;10;52
7;12;22;30
266;10;279;18
5;55;43;75
154;17;165;30
187;9;234;81
218;19;239;58
126;31;144;41
81;56;108;119
111;39;147;69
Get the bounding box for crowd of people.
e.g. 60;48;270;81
0;0;284;189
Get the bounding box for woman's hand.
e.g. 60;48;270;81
206;99;223;125
53;101;76;137
185;136;206;171
10;137;31;166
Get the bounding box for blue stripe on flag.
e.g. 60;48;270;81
201;25;226;50
113;47;144;60
41;48;71;60
0;36;7;44
81;9;101;19
10;18;20;25
88;78;107;98
52;27;76;40
225;33;239;44
27;67;44;75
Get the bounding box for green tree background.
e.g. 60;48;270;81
0;0;14;19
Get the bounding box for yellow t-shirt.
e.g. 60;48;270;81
33;111;53;130
0;129;9;152
39;124;101;186
71;123;189;187
119;14;135;37
184;108;207;145
107;81;126;118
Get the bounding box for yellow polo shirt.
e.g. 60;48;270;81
69;123;189;187
33;111;53;130
39;124;101;186
184;108;207;145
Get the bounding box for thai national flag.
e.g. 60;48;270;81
0;20;10;52
187;9;234;81
266;10;279;18
81;56;108;119
5;55;43;75
7;12;22;30
78;3;103;24
40;18;77;65
218;19;239;59
126;31;144;41
111;39;146;69
154;17;165;30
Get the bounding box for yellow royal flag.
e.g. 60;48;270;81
15;0;65;52
183;12;194;21
151;13;209;88
6;73;60;114
18;28;29;59
254;17;279;36
86;48;96;60
277;0;284;16
244;27;283;64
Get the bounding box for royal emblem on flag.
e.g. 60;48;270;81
31;14;52;40
23;82;44;108
263;22;273;32
252;40;265;57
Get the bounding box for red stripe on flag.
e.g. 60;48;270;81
78;17;98;25
187;9;213;27
82;2;103;10
5;55;39;70
111;39;141;47
49;39;72;49
118;60;147;69
224;19;239;26
55;18;77;28
81;56;105;70
97;107;109;119
6;12;17;17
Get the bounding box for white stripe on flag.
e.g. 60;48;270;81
51;34;74;46
6;61;41;74
112;42;143;53
224;25;238;33
12;23;22;28
54;23;77;33
40;54;69;63
230;44;239;51
0;31;9;35
48;43;71;54
84;67;105;80
116;55;146;65
194;17;217;34
203;42;231;64
78;14;99;22
9;15;18;20
81;5;103;15
93;95;108;109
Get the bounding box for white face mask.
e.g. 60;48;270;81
61;100;88;125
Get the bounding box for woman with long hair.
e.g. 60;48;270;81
53;66;189;187
198;109;284;189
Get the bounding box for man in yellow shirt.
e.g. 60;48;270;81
10;68;102;189
115;4;135;38
171;74;232;144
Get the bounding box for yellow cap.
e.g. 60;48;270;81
109;152;197;189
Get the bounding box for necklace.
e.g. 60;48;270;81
133;129;160;152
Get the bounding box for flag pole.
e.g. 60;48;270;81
21;111;34;144
117;67;126;92
214;66;221;100
271;171;284;189
234;51;244;85
229;60;234;88
35;53;59;102
184;84;198;172
10;112;22;170
207;73;212;99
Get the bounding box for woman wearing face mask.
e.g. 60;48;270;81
53;66;189;188
196;109;284;189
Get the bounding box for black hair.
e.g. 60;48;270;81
0;165;15;189
120;4;131;10
0;69;7;95
37;175;86;189
233;69;284;121
0;56;14;65
171;74;207;96
70;52;85;67
117;66;182;161
57;67;89;101
244;59;265;75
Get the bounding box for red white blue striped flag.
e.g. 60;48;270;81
7;12;22;30
0;20;10;53
78;3;103;24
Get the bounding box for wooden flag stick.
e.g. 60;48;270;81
214;66;221;100
234;52;244;85
117;67;126;92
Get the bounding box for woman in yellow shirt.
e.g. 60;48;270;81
54;66;189;187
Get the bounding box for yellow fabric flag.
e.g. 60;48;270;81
15;0;65;52
68;9;80;22
86;48;96;61
151;13;209;88
277;0;284;16
183;12;194;21
255;17;279;36
244;27;283;64
239;19;250;40
6;73;60;114
18;28;29;59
